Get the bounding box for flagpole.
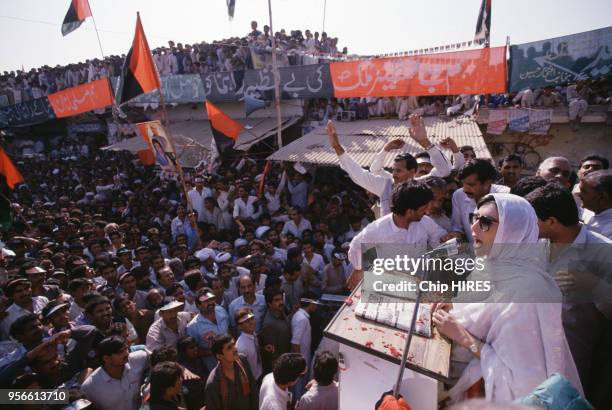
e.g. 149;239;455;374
88;1;106;59
157;91;203;249
267;0;284;149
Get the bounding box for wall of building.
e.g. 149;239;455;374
484;122;612;173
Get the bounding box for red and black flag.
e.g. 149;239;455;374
205;100;243;157
0;147;23;190
116;13;161;105
61;0;92;36
474;0;492;45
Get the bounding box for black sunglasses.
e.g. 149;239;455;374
469;213;499;232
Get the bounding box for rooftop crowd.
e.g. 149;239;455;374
0;108;611;409
0;20;345;106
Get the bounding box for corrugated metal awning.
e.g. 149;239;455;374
168;117;301;151
267;117;491;167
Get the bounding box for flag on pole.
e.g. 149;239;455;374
227;0;236;20
0;147;23;190
205;101;243;157
116;13;161;105
474;0;491;45
258;161;270;196
61;0;92;36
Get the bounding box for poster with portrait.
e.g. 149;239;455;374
136;120;178;174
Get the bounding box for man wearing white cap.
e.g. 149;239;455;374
146;300;191;351
235;307;263;381
188;176;212;223
322;250;348;295
187;288;229;370
195;247;217;277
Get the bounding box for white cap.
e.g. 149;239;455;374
195;248;216;262
293;162;307;175
234;238;248;248
215;252;232;264
159;300;185;311
255;226;271;239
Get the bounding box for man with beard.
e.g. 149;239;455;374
146;300;191;351
0;278;48;340
81;336;149;410
497;154;523;189
228;275;267;334
84;296;113;334
187;288;229;370
259;289;291;374
449;159;510;243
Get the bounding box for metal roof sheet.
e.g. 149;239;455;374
267;117;491;167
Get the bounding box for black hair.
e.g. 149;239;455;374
525;183;579;226
313;351;338;386
264;288;284;305
393;152;417;171
166;283;183;297
510;176;548;197
476;195;496;209
287;246;301;260
211;333;234;357
184;269;203;291
97;336;127;362
390;181;433;215
10;313;40;339
176;336;197;355
283;261;301;275
150;361;183;403
151;346;178;366
500;154;523;167
85;295;111;314
423;176;447;190
580;155;609;170
273;353;307;385
584;169;612;198
458;159;497;183
459;145;474;153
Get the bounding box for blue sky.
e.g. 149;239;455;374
1;0;611;72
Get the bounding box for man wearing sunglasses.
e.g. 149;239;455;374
450;159;510;243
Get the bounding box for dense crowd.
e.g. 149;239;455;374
0;20;344;106
0;111;611;409
305;78;612;132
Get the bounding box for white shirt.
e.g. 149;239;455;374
68;301;84;322
349;144;453;217
450;184;511;242
264;171;287;214
348;213;444;270
584;208;612;239
233;196;261;220
0;297;48;341
291;308;312;364
236;332;262;380
188;187;212;222
304;252;325;274
281;218;312;238
259;373;291;410
81;350;148;410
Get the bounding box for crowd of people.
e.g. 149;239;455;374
305;78;612;132
0;111;611;409
0;20;344;106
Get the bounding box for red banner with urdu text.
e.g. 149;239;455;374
330;46;507;98
48;78;114;118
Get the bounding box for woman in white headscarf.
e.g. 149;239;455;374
433;193;582;403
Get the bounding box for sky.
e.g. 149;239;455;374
1;0;611;73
